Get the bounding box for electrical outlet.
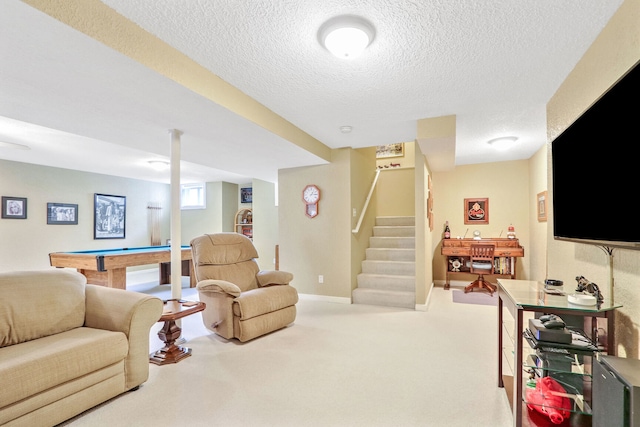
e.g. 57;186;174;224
318;275;324;284
352;208;357;217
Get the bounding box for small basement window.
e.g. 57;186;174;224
181;183;206;209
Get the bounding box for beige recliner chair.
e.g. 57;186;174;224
191;233;298;342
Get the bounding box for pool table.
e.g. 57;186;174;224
49;245;196;290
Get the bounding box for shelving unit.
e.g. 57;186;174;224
234;208;253;239
497;279;621;427
521;329;597;424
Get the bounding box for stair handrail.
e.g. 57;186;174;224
352;169;381;234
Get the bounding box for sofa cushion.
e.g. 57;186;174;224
232;285;299;319
0;270;86;347
0;326;128;408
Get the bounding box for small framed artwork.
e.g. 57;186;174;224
376;143;404;159
464;198;489;225
1;196;27;219
47;203;78;225
94;193;126;239
537;191;548;222
241;187;252;204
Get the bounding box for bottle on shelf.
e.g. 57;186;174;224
507;224;516;239
443;221;451;239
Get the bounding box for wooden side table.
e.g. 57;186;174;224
150;299;205;366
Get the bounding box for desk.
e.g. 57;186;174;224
150;299;206;365
49;245;195;289
441;238;524;289
497;279;621;427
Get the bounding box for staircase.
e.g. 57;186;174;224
352;216;415;309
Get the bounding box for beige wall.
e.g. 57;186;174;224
181;181;238;245
415;142;433;305
431;160;531;284
252;179;278;271
278;148;354;300
375;141;416;217
375;168;416;217
546;0;640;358
528;145;548;282
181;182;221;244
0;159;170;272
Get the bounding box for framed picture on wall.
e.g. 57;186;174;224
537;191;548;222
464;198;489;225
94;193;126;239
241;187;252;203
1;196;27;219
47;203;78;225
376;143;404;159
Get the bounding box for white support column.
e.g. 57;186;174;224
169;129;183;300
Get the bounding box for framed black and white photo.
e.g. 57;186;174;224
94;193;126;239
241;187;252;204
376;143;404;159
47;203;78;225
1;196;27;219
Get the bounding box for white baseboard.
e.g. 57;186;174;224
416;282;435;311
433;279;469;289
298;293;352;304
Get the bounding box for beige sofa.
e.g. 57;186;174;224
0;269;163;427
191;233;298;342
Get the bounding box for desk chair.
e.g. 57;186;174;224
464;243;496;295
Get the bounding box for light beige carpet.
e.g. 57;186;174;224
59;283;512;427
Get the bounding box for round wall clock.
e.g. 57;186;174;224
302;184;320;218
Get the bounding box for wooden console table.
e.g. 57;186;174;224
441;238;524;289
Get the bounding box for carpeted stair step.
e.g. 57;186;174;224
375;216;415;226
373;225;415;237
356;273;415;291
369;236;415;249
365;248;415;261
361;260;415;275
352;288;415;309
353;216;416;309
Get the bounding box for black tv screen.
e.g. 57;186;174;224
551;60;640;249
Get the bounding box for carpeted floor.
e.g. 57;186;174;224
60;282;512;427
451;288;498;306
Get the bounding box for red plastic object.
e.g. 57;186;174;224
525;376;572;424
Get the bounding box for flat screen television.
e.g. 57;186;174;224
551;60;640;249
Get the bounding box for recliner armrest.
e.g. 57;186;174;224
257;270;294;287
197;279;242;297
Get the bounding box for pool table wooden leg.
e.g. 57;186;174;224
80;268;127;289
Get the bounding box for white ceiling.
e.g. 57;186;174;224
0;0;624;184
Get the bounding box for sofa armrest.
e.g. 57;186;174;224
257;270;294;287
84;285;163;390
196;279;241;297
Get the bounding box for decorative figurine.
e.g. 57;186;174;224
449;258;462;272
575;275;604;304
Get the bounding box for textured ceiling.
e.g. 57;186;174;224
0;0;624;183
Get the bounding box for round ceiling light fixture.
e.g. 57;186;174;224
148;160;170;170
487;136;518;151
340;125;353;133
318;15;375;59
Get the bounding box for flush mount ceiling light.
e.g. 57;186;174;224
0;141;31;150
487;136;518;151
148;160;170;170
340;125;353;133
318;15;375;59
